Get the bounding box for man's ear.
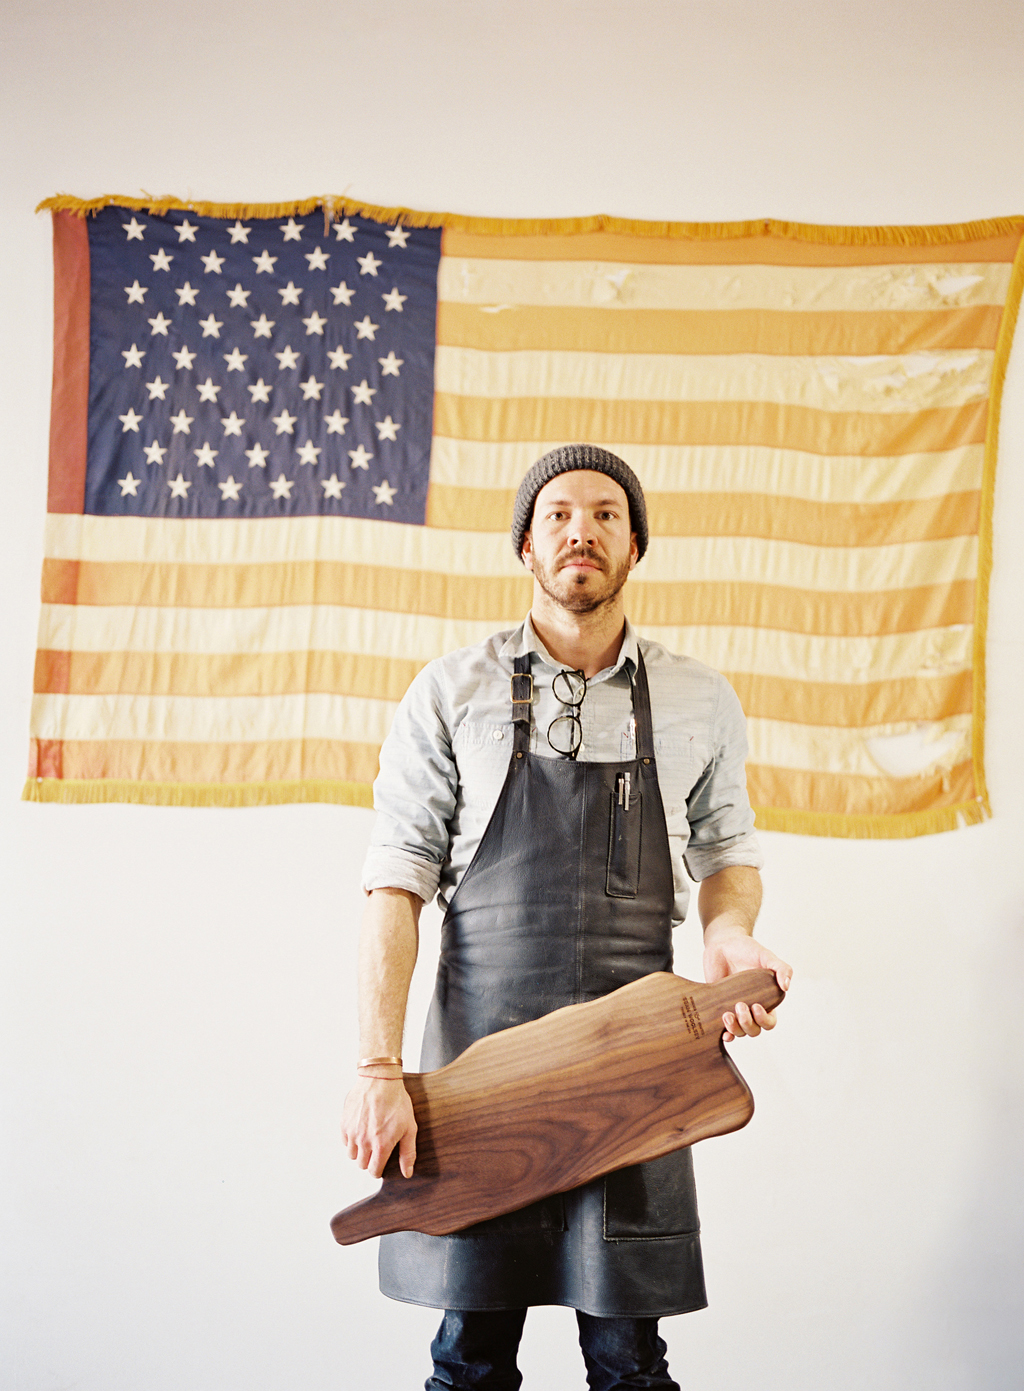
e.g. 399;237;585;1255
628;532;639;570
521;533;534;571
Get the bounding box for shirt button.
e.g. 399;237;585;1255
492;729;504;740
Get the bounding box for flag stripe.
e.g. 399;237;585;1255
441;228;1024;266
36;606;972;685
746;714;970;776
429;438;986;502
438;259;1014;311
437;303;1004;356
434;346;993;411
40;535;976;604
427;484;981;544
31;737;380;784
433;394;988;453
33;648;969;728
747;760;975;819
48;210;89;514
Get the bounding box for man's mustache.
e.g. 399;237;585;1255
559;547;605;571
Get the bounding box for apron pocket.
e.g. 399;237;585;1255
606;789;643;897
450;1192;567;1237
603;1149;699;1239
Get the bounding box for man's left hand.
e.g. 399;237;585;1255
702;925;793;1042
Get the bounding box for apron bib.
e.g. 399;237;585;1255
379;650;707;1317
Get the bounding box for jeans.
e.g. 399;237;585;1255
426;1308;680;1391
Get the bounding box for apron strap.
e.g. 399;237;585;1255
511;655;532;753
632;648;656;762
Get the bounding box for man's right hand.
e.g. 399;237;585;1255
341;1077;418;1179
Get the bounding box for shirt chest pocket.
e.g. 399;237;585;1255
652;734;705;815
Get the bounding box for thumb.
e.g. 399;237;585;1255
398;1128;417;1179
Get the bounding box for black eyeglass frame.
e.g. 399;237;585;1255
547;668;588;759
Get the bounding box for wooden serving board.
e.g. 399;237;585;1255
331;969;783;1245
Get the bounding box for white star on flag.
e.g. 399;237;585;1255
199;313;223;338
379;351;403;376
275;346;300;369
201;249;225;274
227;283;251;307
168;472;191;496
305;248;330;270
117;472;141;496
194;443;218;467
221;411;246;435
125;280;147;303
296;440;322;465
176;220;198;242
197;377;221;402
245;443;270;468
299;376;324;400
280;219;304;241
123;217;146;240
272;410;297;434
148;312;171;335
172;345;197;369
303;311;327;335
333;218;355;242
176;282;199;306
320;474;345;498
247;378;272;402
252;250;278;273
278;281;302;305
122;344;145;368
224;348;248;371
328;346;352;370
330;281;355;306
348;445;372;469
144;441;167;464
386;225;410;248
372;479;397;505
145;376;169;400
357;251;382;276
251;313;275;338
170;410;193;434
351;379;376;405
218;475;243;499
270;473;295;498
227;221;251;244
119;408;143;432
354;316;378;340
324;410;349;434
382;287;407;312
150;249;173;271
375;415;401;441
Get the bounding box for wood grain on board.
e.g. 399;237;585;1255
331;968;784;1245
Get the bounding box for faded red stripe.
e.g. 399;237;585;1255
48;211;89;514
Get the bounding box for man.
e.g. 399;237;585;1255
342;444;792;1390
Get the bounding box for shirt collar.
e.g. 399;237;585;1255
499;615;639;682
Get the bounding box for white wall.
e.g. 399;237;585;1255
2;3;1023;1387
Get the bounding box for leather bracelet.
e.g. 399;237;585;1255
358;1056;402;1068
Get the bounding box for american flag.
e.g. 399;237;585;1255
28;197;1024;836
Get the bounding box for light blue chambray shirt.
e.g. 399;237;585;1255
362;617;763;927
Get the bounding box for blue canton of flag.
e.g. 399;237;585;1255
85;207;441;521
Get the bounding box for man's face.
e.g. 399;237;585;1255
521;470;639;615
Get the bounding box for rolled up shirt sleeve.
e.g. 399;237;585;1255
682;674;764;883
361;660;458;903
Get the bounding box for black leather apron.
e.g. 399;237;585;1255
379;650;707;1318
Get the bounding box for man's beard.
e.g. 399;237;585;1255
531;547;632;615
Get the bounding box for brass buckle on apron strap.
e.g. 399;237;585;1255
510;672;534;705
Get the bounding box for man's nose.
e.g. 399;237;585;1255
566;513;596;547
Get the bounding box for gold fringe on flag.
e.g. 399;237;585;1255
36;193;1024;245
22;777;375;809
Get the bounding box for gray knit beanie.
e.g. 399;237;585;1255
511;445;649;562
